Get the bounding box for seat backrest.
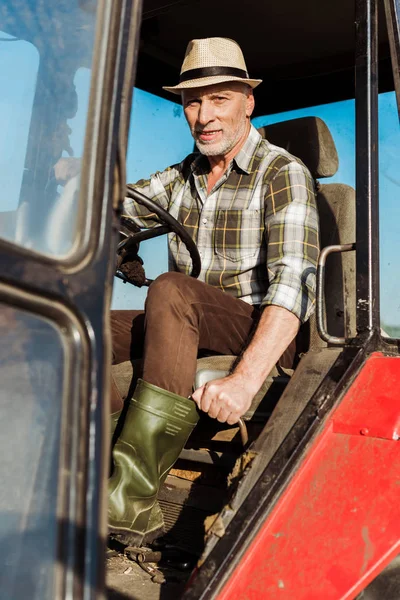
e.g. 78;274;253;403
258;116;356;347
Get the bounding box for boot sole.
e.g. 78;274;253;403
109;524;165;548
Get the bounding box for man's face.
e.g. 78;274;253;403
182;82;255;157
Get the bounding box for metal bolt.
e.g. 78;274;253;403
360;428;369;436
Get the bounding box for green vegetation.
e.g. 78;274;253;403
382;323;400;338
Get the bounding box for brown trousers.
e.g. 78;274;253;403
110;272;294;412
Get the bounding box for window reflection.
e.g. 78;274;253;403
0;2;97;257
42;67;91;256
0;34;38;237
0;306;64;599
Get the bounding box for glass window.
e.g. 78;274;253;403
0;306;64;599
0;2;97;257
112;88;194;310
0;35;38;220
378;92;400;337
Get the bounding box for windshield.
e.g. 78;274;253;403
0;306;65;598
0;0;96;257
0;1;100;597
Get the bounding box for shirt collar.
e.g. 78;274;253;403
191;152;208;174
233;124;262;174
190;124;262;176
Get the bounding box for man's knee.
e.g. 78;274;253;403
145;272;193;317
146;272;188;303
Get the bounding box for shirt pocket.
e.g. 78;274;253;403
214;209;264;263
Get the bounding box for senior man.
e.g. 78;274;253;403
109;37;319;546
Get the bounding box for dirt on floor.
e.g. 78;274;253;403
106;550;190;600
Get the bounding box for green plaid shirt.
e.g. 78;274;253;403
124;125;319;323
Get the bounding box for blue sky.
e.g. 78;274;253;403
1;34;399;326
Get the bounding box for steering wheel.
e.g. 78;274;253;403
115;187;202;286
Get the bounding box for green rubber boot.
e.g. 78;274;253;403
109;410;122;478
110;410;121;441
108;379;199;546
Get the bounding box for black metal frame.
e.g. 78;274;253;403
0;0;143;597
355;0;380;340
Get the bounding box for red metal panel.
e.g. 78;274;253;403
217;354;400;600
332;353;400;440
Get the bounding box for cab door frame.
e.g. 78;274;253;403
0;0;142;597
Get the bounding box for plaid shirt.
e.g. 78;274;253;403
123;125;319;323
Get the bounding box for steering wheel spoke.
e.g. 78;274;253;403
117;189;202;285
118;224;171;254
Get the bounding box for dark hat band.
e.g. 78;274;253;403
179;66;249;83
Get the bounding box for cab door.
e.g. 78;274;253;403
0;1;141;597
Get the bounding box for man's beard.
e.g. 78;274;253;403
193;119;247;157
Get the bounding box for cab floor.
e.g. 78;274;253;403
107;553;188;600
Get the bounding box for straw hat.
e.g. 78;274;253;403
163;37;262;94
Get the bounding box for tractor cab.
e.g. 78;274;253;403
1;0;400;599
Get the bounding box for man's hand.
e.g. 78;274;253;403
192;373;257;425
53;157;81;184
192;305;300;425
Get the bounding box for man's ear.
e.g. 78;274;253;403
246;90;255;118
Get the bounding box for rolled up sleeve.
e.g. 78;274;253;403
260;161;319;323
